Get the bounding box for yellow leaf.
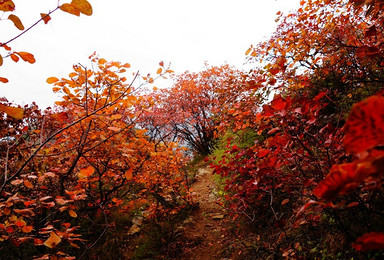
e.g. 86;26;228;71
46;77;59;84
125;169;133;180
8;14;24;30
40;13;51;24
0;0;15;12
69;209;77;218
44;231;61;248
24;180;34;189
78;166;95;178
60;3;80;16
71;0;93;15
0;55;3;66
0;104;23;119
22;226;33;233
156;68;162;74
16;52;35;64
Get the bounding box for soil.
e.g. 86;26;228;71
177;166;233;260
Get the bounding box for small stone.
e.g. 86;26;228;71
183;216;194;224
212;214;224;220
132;216;143;226
128;224;141;235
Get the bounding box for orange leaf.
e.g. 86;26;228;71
60;3;80;16
44;231;61;248
0;104;23;119
281;199;289;205
71;0;93;15
98;58;107;65
148;78;154;84
157;68;162;74
24;180;34;189
69;209;77;218
8;14;24;30
125;169;133;180
0;0;15;12
16;52;36;64
22;226;33;233
353;232;384;251
78;166;95;178
40;13;51;24
344;96;384;154
46;77;59;84
108;126;121;132
0;55;3;66
10;53;19;62
0;77;9;83
111;114;122;120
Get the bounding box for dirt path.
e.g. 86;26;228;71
179;167;232;260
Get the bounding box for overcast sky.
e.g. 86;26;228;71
0;0;300;108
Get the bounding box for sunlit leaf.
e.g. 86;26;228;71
16;52;36;64
78;166;95;178
111;114;122;120
60;3;80;16
107;126;121;132
46;77;59;84
0;104;24;119
69;209;78;218
125;169;133;180
44;231;61;248
157;68;162;74
71;0;93;16
98;58;107;65
8;14;24;30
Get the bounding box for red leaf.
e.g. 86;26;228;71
365;25;377;38
353;232;384;251
40;13;51;24
343;96;384;154
314;161;377;200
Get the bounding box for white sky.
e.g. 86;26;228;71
0;0;300;108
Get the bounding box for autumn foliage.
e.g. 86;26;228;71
2;0;384;258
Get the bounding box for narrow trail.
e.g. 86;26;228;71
179;167;232;260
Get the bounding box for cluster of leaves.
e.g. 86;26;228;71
140;64;263;156
0;0;92;117
0;56;192;259
205;0;384;258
